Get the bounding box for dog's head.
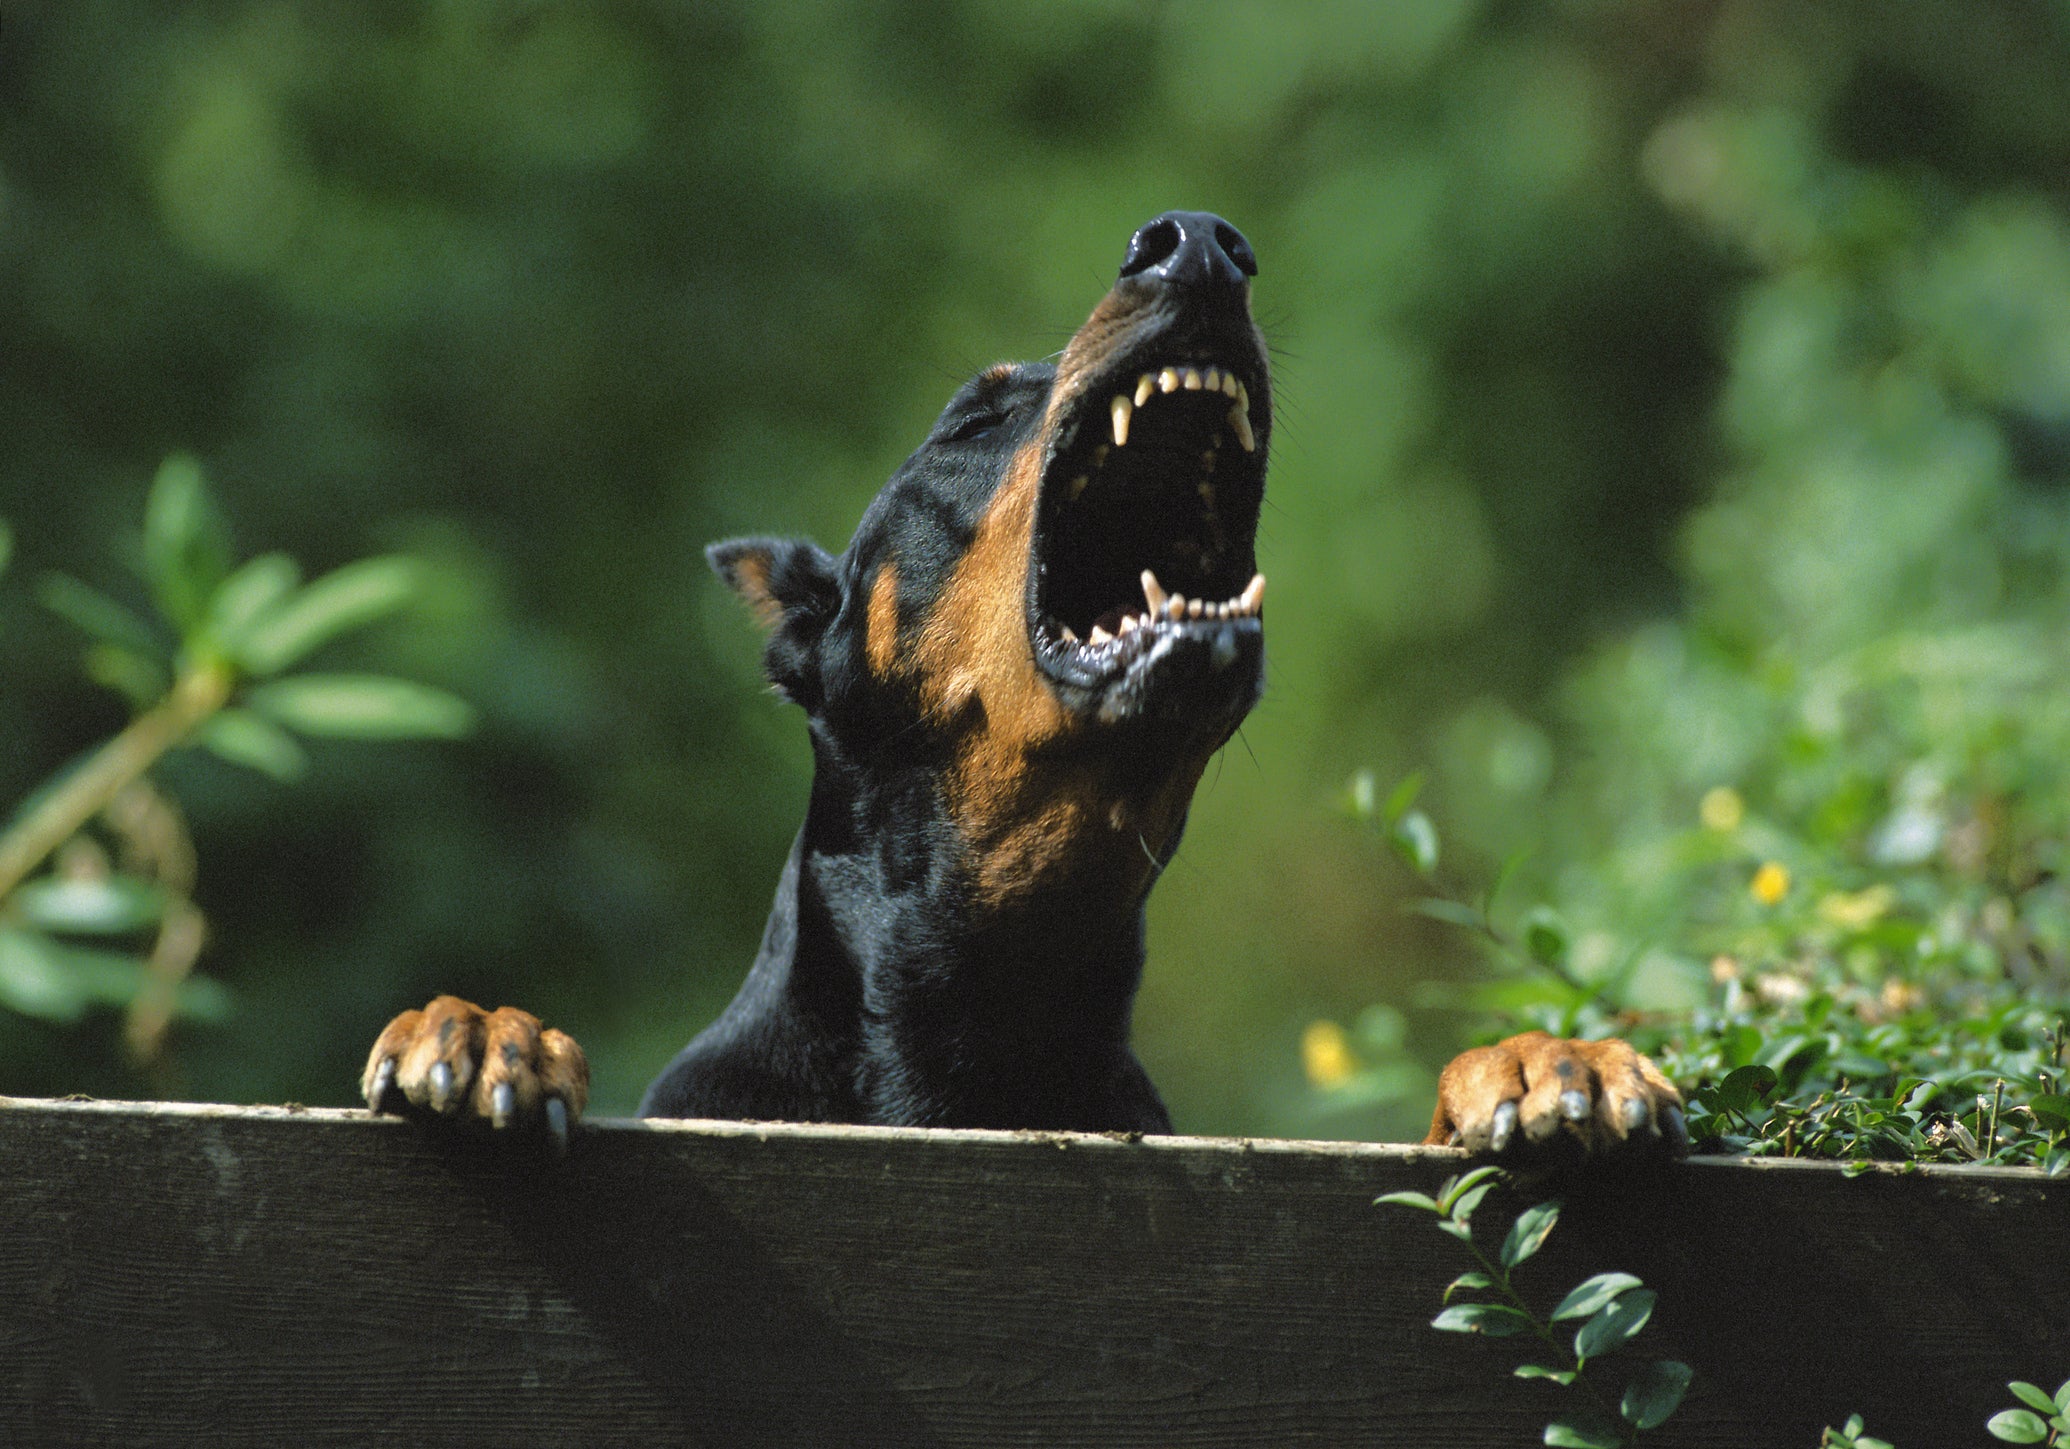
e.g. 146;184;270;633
713;212;1271;908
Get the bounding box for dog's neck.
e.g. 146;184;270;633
775;744;1160;1126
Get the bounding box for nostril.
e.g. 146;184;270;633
1119;218;1181;279
1215;222;1257;278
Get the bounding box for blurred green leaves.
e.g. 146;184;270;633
0;455;470;1054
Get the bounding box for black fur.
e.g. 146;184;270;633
640;213;1270;1133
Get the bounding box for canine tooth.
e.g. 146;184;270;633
1089;624;1113;645
1158;367;1180;394
1182;368;1203;390
1220;373;1239;398
1068;474;1089;500
1240;573;1265;613
1140;569;1167;612
1111;394;1133;447
1228;402;1255;452
1134;373;1155;407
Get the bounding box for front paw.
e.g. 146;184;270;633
362;995;589;1148
1426;1030;1687;1163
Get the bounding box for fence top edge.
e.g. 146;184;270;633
2;1094;2060;1186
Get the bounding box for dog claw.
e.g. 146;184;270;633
491;1081;515;1130
1559;1088;1590;1122
545;1098;570;1155
1622;1096;1649;1131
1661;1103;1689;1152
429;1061;455;1112
365;1057;396;1112
1489;1100;1518;1153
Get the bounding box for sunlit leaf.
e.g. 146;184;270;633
234;556;422;675
1375;1189;1438;1212
1551;1272;1644;1322
1392;810;1439;875
142;453;231;631
1514;1363;1576;1384
205;552;301;654
1500;1199;1560;1268
1986;1407;2047;1443
0;927;90;1021
1544;1418;1621;1448
247;674;474;739
10;875;166;935
1431;1302;1532;1336
1574;1288;1655;1360
196;708;309;781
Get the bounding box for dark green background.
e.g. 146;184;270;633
5;1;2067;1136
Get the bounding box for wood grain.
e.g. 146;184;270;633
1;1096;2063;1446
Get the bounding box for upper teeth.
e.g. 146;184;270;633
1108;368;1256;453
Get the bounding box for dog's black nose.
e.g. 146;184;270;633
1118;211;1256;290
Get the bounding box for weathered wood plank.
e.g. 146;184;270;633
1;1096;2063;1446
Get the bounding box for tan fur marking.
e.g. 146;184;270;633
866;563;900;677
729;552;785;631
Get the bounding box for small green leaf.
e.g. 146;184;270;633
234;556;422;675
1552;1272;1645;1322
37;573;165;657
1501;1200;1561;1269
1450;1180;1497;1225
1523;907;1570;967
1346;769;1378;820
1436;1217;1475;1243
1621;1359;1693;1429
1392;810;1439;875
1431;1303;1532;1336
1406;897;1483;929
196;708;309;782
1375;1190;1439;1212
1437;1165;1503;1215
2008;1383;2057;1416
1575;1288;1656;1359
2028;1095;2070;1131
2056;1377;2070;1410
1443;1271;1492;1303
1986;1408;2047;1443
247;674;474;740
1514;1363;1577;1384
1713;1063;1780;1116
142;454;231;631
1384;771;1424;825
1544;1418;1622;1448
10;875;166;935
204;552;301;654
0;928;90;1021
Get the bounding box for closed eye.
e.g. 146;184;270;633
942;411;1005;443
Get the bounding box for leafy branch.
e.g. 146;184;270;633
0;456;472;1059
1380;1168;1691;1447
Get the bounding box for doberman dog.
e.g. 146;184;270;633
362;211;1685;1161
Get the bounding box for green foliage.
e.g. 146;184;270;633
0;458;465;1059
1987;1377;2070;1445
1381;1170;1691;1446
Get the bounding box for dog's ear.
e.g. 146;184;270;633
708;536;842;705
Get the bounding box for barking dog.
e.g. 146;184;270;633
364;212;1684;1160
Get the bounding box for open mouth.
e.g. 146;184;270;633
1028;358;1268;704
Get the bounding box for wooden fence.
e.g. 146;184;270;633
2;1095;2064;1446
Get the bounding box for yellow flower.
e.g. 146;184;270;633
1750;860;1790;906
1301;1019;1359;1090
1700;786;1745;832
